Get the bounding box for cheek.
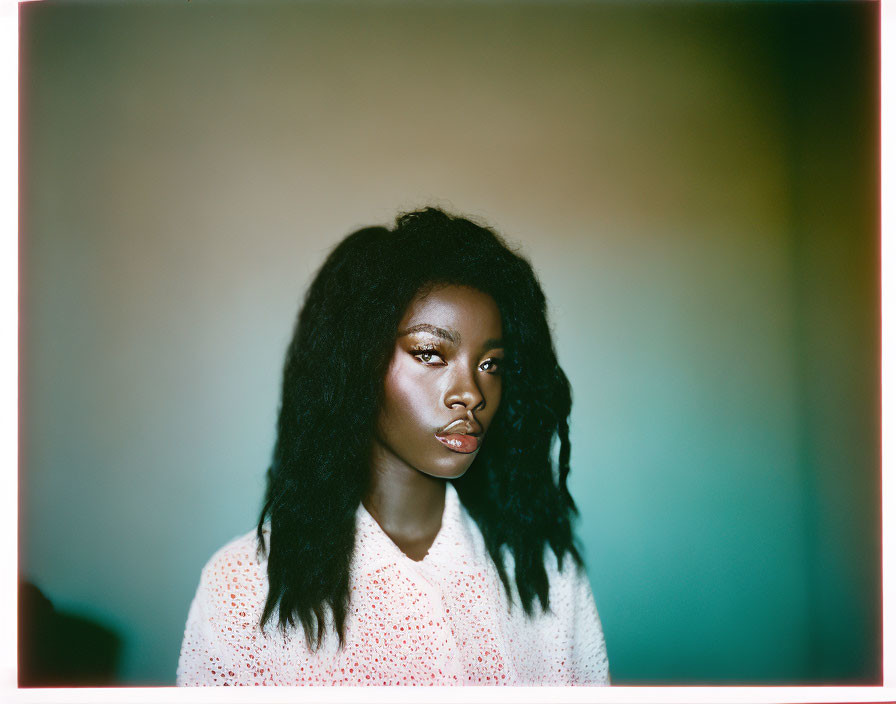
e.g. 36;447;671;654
381;357;440;429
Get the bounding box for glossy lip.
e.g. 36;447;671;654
435;433;481;454
435;417;483;454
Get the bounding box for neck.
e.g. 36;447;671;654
363;441;447;545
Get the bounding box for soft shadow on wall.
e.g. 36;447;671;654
19;581;123;686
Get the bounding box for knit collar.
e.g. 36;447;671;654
354;481;466;573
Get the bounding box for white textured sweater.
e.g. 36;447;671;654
177;483;610;686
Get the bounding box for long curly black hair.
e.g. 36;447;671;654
257;207;582;649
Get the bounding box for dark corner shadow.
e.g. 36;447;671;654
18;580;123;687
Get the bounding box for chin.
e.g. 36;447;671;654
420;455;476;480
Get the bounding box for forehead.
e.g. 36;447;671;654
400;285;502;338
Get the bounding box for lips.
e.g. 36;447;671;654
436;417;483;454
436;433;480;454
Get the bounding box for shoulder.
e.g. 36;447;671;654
201;528;267;579
452;493;587;596
180;528;275;685
497;542;591;615
544;547;586;586
544;548;592;614
195;528;270;617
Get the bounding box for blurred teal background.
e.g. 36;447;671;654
20;1;879;685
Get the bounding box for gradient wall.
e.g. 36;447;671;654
20;1;879;685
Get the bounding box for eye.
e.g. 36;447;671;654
411;348;446;366
479;358;502;374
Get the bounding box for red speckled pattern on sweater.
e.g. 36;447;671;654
177;483;609;686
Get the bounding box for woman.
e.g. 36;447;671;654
176;207;610;685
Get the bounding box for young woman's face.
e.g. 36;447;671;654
373;284;504;480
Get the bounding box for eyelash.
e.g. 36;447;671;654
480;358;501;373
409;347;502;374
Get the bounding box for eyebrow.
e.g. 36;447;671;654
399;324;459;344
398;324;504;351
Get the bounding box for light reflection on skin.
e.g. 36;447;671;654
362;284;504;560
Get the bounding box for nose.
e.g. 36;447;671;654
444;364;485;412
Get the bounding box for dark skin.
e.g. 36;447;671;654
363;284;504;561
